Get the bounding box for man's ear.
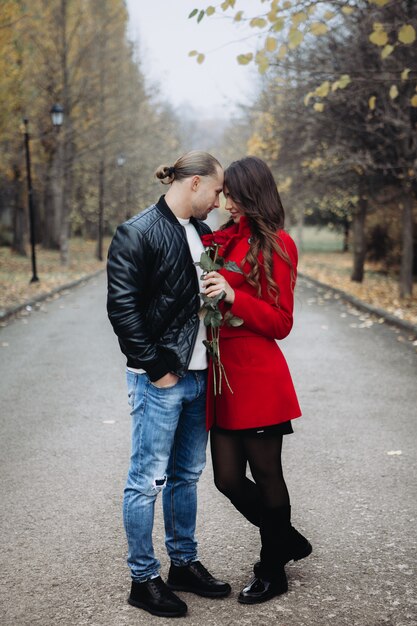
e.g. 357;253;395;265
191;175;200;191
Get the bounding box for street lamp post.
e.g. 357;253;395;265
50;103;64;129
22;106;64;283
23;118;39;283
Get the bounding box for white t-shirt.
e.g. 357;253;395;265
177;216;208;370
128;216;208;375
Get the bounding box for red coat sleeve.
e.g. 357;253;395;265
229;232;297;340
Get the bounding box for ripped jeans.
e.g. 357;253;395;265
124;369;208;582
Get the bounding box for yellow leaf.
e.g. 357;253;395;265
369;0;390;5
342;7;354;14
369;96;376;110
265;37;277;52
381;44;395;59
234;11;243;21
267;8;278;22
304;92;314;106
289;28;304;49
278;44;287;60
237;53;253;65
411;95;417;107
292;12;307;26
188;50;198;57
272;18;285;32
314;103;325;112
250;17;267;28
324;11;336;21
398;25;416;45
369;29;388;47
256;51;269;74
389;85;399;99
401;68;410;80
197;53;205;64
339;75;351;89
315;81;330;98
311;22;328;36
206;6;215;16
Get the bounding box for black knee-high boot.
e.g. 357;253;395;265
259;506;312;574
238;506;289;604
238;506;312;604
259;506;291;581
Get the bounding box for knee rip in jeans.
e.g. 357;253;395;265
153;475;167;492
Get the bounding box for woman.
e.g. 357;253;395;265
202;156;312;605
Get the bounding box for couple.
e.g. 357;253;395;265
106;151;312;618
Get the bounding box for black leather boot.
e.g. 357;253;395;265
128;576;187;617
261;506;311;567
253;525;312;575
239;506;311;604
238;569;288;604
167;560;231;598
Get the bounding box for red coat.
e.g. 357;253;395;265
205;217;301;431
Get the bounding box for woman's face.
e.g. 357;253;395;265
223;186;244;223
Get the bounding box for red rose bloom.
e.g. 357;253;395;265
201;225;238;249
201;233;215;247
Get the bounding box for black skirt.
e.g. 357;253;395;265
211;420;293;438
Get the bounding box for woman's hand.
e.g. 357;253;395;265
202;271;235;304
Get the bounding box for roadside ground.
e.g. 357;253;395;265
1;229;416;335
0;238;110;319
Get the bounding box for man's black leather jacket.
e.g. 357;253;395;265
107;196;210;381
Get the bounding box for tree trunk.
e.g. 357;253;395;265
294;203;304;254
59;0;70;266
399;188;414;298
343;218;350;253
96;3;107;261
11;165;27;256
351;187;367;283
97;158;105;261
43;147;62;249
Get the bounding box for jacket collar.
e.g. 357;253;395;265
156;195;181;226
156;195;207;233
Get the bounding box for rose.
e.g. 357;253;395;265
196;246;244;395
201;229;233;248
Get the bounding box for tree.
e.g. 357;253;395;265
0;0;183;266
190;0;417;295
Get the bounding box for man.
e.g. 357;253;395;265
107;151;230;618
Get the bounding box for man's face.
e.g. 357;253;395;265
191;167;224;220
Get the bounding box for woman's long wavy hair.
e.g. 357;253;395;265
223;156;294;301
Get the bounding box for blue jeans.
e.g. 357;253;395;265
124;369;208;582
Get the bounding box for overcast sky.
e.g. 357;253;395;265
125;0;265;119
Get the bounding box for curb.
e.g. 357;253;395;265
299;272;417;338
0;269;105;324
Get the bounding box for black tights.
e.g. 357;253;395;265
210;429;290;527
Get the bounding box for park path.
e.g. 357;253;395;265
0;273;416;626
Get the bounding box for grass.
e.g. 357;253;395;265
295;227;417;327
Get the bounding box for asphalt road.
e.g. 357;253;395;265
0;273;416;626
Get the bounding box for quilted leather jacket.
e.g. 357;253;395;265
107;196;211;381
